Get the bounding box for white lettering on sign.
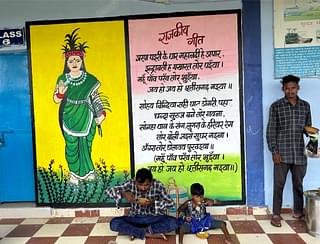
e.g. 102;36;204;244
0;29;24;47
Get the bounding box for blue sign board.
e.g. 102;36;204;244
0;28;25;48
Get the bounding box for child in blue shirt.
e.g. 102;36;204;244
177;183;232;244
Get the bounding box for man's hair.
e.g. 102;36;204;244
190;183;204;196
281;75;300;85
135;168;153;183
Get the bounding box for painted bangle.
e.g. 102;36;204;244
56;92;64;99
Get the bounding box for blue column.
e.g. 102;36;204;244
242;0;265;206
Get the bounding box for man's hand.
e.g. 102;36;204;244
272;153;282;164
121;192;135;203
136;198;153;206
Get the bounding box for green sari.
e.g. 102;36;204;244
57;71;100;179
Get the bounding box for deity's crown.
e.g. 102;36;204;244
62;28;89;59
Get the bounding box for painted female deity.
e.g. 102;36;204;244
53;28;111;185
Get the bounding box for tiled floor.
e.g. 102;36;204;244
0;214;319;244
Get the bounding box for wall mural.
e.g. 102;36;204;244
26;10;245;207
27;21;131;206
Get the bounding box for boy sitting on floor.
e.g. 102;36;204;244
177;183;232;244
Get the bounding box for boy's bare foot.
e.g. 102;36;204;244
145;233;168;240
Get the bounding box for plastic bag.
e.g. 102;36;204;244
304;127;320;158
166;178;188;217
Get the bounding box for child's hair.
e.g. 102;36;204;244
135;168;153;183
190;183;204;196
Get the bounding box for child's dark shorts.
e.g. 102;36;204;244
180;219;225;233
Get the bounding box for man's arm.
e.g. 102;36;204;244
306;103;312;126
177;199;190;215
266;103;279;154
177;199;192;221
154;182;175;214
267;103;282;164
203;198;222;206
105;180;133;208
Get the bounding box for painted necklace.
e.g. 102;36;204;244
65;71;87;86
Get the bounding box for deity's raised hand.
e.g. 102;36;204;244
58;80;68;94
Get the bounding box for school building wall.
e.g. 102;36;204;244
0;0;318;211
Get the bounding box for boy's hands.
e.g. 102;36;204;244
185;216;192;222
204;199;223;206
204;199;215;206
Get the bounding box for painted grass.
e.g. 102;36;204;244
37;159;129;205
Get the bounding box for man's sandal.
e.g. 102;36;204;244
270;215;282;227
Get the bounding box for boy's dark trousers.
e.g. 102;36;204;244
273;163;307;215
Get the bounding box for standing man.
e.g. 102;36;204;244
105;168;176;240
267;75;312;227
